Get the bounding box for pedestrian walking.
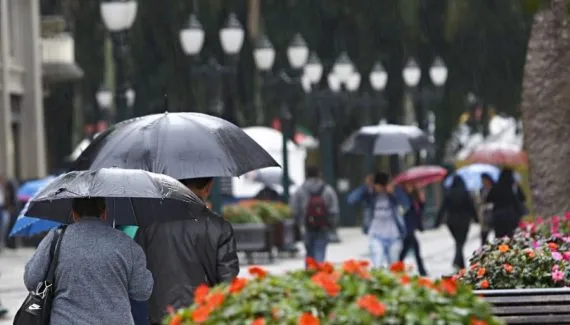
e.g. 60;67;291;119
23;198;154;325
347;173;375;234
478;173;495;245
398;182;428;276
486;168;526;238
136;177;240;325
435;175;478;269
367;172;407;268
290;165;339;265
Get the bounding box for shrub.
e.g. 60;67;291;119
164;260;502;325
456;215;570;289
223;205;263;224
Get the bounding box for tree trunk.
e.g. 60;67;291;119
521;0;570;216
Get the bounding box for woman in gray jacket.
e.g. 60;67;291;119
24;198;153;325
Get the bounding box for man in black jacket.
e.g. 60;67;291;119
136;177;239;325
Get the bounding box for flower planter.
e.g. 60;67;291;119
475;288;570;324
272;219;296;248
232;223;274;264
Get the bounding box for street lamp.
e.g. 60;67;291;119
179;13;244;214
332;52;354;84
369;61;388;92
100;0;138;123
253;33;309;204
96;85;113;110
429;57;448;86
402;58;421;88
304;52;323;84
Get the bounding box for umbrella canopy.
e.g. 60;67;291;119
244;168;295;187
443;164;501;191
16;176;57;202
71;112;279;178
465;142;528;166
393;166;447;187
10;217;60;237
341;124;431;155
20;168;205;226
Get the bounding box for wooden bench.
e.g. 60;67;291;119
476;288;570;324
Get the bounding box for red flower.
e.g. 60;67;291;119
248;266;268;279
194;284;210;304
357;294;386;317
251;318;266;325
229;277;248;294
439;278;458;295
341;259;371;279
389;261;406;273
548;242;559;251
479;279;490;289
471;317;488;325
298;312;320;325
477;267;486;278
206;292;225;309
306;257;320;271
169;314;182;325
311;271;341;296
400;274;411;285
191;305;211;323
503;264;513;273
319;261;335;274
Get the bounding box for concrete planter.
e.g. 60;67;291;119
475;288;570;324
232;223;274;264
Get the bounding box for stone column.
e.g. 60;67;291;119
17;0;46;179
0;0;14;179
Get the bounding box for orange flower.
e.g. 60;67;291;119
359;260;370;267
400;274;411;285
229;277;248;294
191;305;211;323
169;314;182;325
306;257;320;271
477;267;486;278
470;263;479;270
357;294;386;317
298;312;320;325
248;266;268;279
479;279;490;289
503;264;513;273
548;242;559;251
439;278;458;295
341;259;370;279
272;307;280;320
194;284;210;304
525;248;536;258
389;261;406;273
498;244;509;253
206;292;225;309
311;271;341;296
251;318;266;325
470;318;488;325
457;268;466;276
418;277;435;289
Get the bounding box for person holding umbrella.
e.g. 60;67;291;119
486;168;527;238
23;197;154;325
398;182;428;276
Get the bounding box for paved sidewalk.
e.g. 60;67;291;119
0;224;481;324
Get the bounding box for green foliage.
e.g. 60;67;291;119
222;205;263;224
164;260;502;324
223;200;292;224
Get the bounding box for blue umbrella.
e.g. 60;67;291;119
11;176;60;237
443;164;501;191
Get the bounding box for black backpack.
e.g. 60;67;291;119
305;185;329;230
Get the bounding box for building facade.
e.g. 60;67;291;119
0;0;46;180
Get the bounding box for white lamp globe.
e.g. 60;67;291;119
100;0;138;32
219;13;244;55
96;85;113;109
303;52;323;83
253;33;275;71
346;72;361;92
333;52;354;83
179;14;205;56
369;61;388;91
125;88;136;107
429;56;448;86
402;58;421;87
327;72;342;93
287;34;309;69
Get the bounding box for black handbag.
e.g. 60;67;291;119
13;226;67;325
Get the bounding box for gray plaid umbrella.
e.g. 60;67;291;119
342;124;431;155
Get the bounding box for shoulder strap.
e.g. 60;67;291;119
45;226;67;284
310;184;326;196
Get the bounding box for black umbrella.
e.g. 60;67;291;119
20;168;206;226
71;112;279;178
342;124;431;155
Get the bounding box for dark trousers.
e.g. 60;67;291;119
304;229;329;265
493;209;519;239
131;299;149;325
480;230;490;246
399;233;427;276
448;222;469;269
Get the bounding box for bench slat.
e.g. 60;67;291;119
500;314;570;324
484;295;570;304
493;305;570;315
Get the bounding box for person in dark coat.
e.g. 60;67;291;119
398;182;428;276
478;173;495;245
435;175;478;269
135;177;239;325
486;168;526;238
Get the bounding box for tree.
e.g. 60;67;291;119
520;0;570;215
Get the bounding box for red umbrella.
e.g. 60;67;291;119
393;165;448;187
466;143;528;166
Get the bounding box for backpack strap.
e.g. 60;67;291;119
309;184;326;196
45;226;67;285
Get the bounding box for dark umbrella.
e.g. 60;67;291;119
342;124;431;155
72;112;279;178
20;168;206;226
